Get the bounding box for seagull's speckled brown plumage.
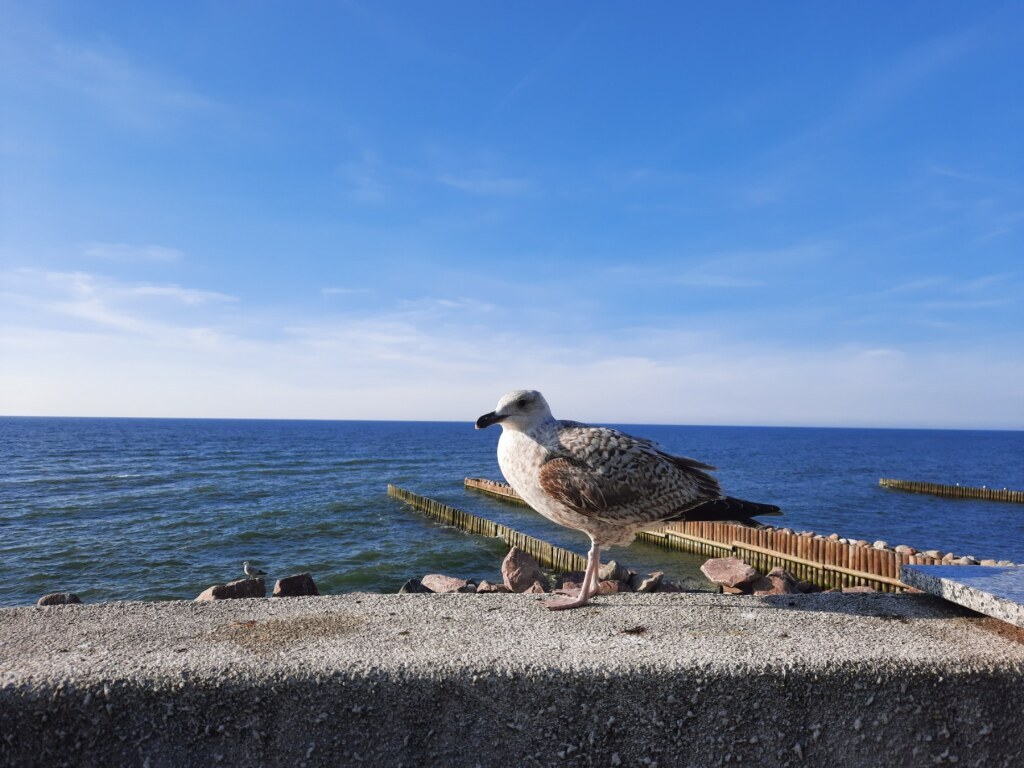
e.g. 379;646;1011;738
476;389;781;610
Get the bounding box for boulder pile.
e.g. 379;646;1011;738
699;557;885;594
399;547;686;595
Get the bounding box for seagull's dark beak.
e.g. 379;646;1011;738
475;411;506;430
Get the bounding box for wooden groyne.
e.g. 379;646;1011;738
465;478;958;593
464;477;531;505
880;478;1024;504
387;485;586;573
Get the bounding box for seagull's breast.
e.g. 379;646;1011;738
497;426;594;532
496;429;547;500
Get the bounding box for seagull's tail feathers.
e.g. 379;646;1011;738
669;496;782;526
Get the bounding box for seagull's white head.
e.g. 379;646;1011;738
475;389;553;432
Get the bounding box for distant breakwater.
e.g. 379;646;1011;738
880;478;1024;504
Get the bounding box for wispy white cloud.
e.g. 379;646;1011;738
607;242;832;290
3;301;1022;428
126;285;237;305
1;19;220;132
3;269;237;339
84;242;184;263
438;174;532;195
321;286;373;296
341;149;389;203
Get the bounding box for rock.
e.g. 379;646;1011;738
598;560;628;582
894;545;917;555
555;571;586;589
997;560;1015;567
273;573;318;597
854;540;869;548
196;578;266;601
700;557;759;588
795;580;820;593
751;567;798;596
525;580;546;594
872;540;890;550
420;574;476;593
980;559;999;566
923;550;943;560
557;581;583;593
37;592;82;606
941;552;956;564
398;578;433;594
475;581;511;593
502;547;544;593
597;580;632;594
828;533;840;541
655;580;685;592
635;572;663;593
953;556;978;565
842;586;877;593
721;585;745;594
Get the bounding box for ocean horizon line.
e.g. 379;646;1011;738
1;413;1021;433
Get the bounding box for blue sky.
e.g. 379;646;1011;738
1;1;1022;428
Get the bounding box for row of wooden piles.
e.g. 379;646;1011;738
387;485;586;573
879;478;1024;504
463;477;986;593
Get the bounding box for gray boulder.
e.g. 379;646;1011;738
37;592;82;607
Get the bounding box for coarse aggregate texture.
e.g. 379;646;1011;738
902;565;1024;628
2;593;1024;767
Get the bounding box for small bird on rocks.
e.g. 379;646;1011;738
476;389;781;610
243;561;269;580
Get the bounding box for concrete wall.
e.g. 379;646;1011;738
2;593;1023;767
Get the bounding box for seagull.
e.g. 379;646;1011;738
476;389;781;610
243;561;269;580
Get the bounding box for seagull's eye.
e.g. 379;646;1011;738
516;398;528;409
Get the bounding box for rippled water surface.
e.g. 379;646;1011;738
1;417;1022;605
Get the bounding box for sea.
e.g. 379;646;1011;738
1;417;1022;607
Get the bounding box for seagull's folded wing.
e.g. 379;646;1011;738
538;457;639;516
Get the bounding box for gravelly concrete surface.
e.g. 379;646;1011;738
2;592;1023;767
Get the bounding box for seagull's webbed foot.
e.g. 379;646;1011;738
544;539;601;611
544;594;592;611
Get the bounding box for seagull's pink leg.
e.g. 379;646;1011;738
545;539;600;611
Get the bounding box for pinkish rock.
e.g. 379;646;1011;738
196;577;266;601
502;547;545;593
894;545;917;555
751;567;798;596
721;585;745;595
420;574;476;593
555;571;586;589
842;586;877;594
598;580;633;594
525;580;547;594
700;557;759;588
37;592;82;606
635;572;664;593
272;573;318;597
475;581;511;593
